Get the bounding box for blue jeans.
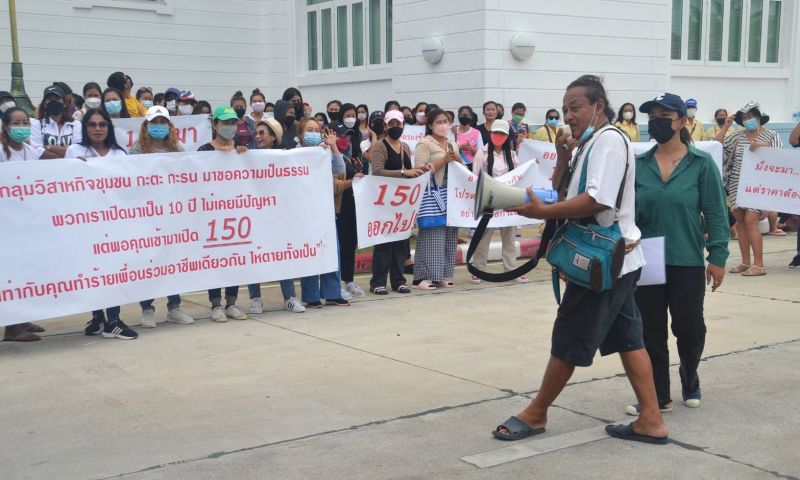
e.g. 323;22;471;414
248;280;297;301
208;286;240;306
300;271;341;303
140;295;181;312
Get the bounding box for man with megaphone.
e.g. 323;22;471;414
491;75;669;445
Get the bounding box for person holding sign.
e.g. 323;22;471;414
368;110;428;295
496;75;668;445
413;109;463;290
198;106;250;322
469;119;527;284
626;93;729;415
716;101;783;277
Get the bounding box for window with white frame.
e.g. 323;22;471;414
671;0;783;65
305;0;392;72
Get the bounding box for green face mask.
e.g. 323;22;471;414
512;114;524;124
9;127;31;143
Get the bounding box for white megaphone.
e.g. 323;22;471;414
473;170;557;220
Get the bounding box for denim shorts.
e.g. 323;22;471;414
551;269;644;367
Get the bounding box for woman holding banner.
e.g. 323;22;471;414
369;110;427;295
717;102;783;277
413;109;463;290
64;108;138;340
625;93;728;415
469;119;528;285
198;106;250;322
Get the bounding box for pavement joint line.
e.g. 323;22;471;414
667;439;800;480
715;290;800;304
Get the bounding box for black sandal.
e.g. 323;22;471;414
370;286;389;295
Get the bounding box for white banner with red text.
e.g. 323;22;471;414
518;139;723;176
401;125;426;161
352;172;430;248
736;147;800;214
113;114;212;152
0;148;338;325
446;162;547;228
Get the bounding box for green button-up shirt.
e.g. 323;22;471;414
635;144;730;267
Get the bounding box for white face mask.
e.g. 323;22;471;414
623;111;634;121
85;97;102;109
343;117;357;129
0;100;16;113
357;113;367;121
687;108;697;118
265;111;275;119
252;102;266;113
178;105;194;116
166;100;177;111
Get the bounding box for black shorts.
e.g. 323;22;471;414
551;269;644;367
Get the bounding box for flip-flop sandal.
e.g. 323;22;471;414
22;322;45;333
768;229;787;236
395;285;412;294
412;280;436;290
370;286;389;295
3;332;42;342
742;266;767;276
728;264;750;273
435;281;456;288
605;423;668;445
492;416;546;441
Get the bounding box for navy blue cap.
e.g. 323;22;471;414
329;120;350;136
639;93;687;117
685;98;698;108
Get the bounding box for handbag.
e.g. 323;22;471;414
545;128;629;303
417;172;447;229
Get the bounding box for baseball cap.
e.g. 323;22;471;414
368;110;384;126
0;91;13;100
685;98;698;108
491;119;510;135
179;90;196;102
212;105;238;121
52;82;72;95
329;120;350;136
165;87;181;97
43;85;65;99
145;105;170;122
384;110;404;124
639;93;688;117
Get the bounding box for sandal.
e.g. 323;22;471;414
768;229;787;236
3;331;42;342
434;280;456;288
492;416;546;441
370;286;389;295
412;280;436;290
395;285;412;294
742;265;767;276
728;263;750;273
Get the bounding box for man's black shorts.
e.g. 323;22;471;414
551;269;644;367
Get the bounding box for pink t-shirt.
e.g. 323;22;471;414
455;127;483;165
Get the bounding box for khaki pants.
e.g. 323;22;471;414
471;226;518;272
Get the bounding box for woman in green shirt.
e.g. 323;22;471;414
625;93;729;416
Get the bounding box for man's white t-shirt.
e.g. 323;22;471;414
566;125;644;276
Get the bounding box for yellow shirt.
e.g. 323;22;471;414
686;119;705;142
125;96;148;118
531;125;559;143
704;124;737;141
614;120;641;142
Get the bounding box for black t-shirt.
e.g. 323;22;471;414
382;139;412;171
197;143;215;151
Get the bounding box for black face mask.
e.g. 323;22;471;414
648;117;678;144
328;111;340;122
234;107;246;119
458;115;472;126
284;115;296;126
716;117;726;126
387;126;404;140
372;122;385;134
46;100;65;116
404;117;414;125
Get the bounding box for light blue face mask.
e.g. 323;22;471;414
148;123;169;140
578;103;599;143
105;100;122;115
141;100;154;109
742;117;759;131
546;118;559;128
304;131;322;146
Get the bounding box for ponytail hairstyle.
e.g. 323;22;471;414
679;126;693;144
230;90;247;108
250;88;266;104
1;106;29;159
566;75;616;123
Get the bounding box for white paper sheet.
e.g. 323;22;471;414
638;237;666;286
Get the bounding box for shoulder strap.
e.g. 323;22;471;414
577;127;630;212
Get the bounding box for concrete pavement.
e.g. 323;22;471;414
1;235;798;480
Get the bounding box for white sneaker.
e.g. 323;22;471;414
345;282;366;298
167;308;194;324
684;398;701;408
249;297;264;314
211;306;227;323
284;297;306;313
515;276;530;284
340;288;353;300
141;309;157;328
225;304;248;320
470;275;481;284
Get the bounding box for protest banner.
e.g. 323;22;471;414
446;162;548;228
401;125;426;161
113;114;212;152
736;147;800;214
0;148;338;325
352;172;430;248
631;140;723;174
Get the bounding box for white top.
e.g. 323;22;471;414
0;142;42;162
566;125;644;276
30;118;82;150
65;144;127;159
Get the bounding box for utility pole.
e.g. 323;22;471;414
7;0;34;114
